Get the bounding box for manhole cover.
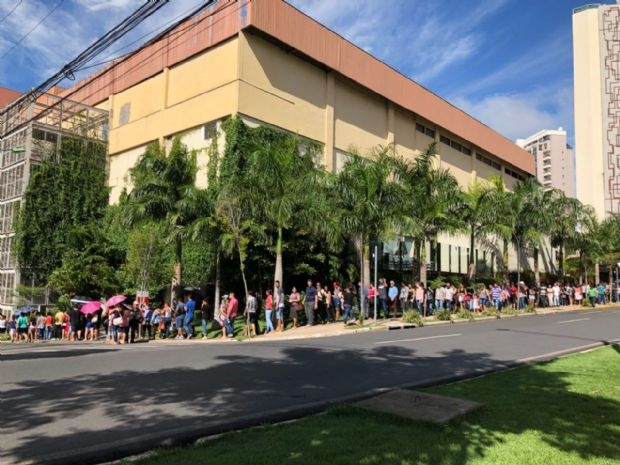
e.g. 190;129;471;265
354;389;482;424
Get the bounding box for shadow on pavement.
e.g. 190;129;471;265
1;344;619;465
0;348;120;361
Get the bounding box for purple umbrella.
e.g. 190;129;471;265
80;301;101;314
106;295;126;308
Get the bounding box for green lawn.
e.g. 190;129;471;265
123;345;620;465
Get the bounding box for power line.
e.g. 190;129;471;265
0;0;171;136
0;0;225;140
77;1;211;73
0;0;23;27
0;0;65;60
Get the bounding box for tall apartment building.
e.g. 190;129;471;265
573;2;620;218
517;128;575;196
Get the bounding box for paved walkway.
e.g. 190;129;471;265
147;303;617;344
1;303;613;348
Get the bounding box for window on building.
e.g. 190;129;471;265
118;103;131;126
441;134;470;156
203;121;218;140
416;122;435;139
476;152;500;170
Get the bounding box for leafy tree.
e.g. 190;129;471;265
509;177;551;286
394;142;461;284
333;146;401;317
244;124;325;292
457;180;497;281
120;222;173;296
48;223;119;296
15;137;108;284
548;190;592;279
123;137;197;293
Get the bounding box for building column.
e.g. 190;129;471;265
324;71;335;171
387;101;395;146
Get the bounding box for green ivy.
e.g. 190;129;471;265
15;137;108;284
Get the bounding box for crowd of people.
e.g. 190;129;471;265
0;279;614;344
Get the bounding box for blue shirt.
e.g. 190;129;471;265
305;286;317;303
185;299;196;319
388;285;398;300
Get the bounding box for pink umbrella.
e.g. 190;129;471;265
106;295;127;308
80;301;101;314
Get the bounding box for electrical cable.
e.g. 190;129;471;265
0;0;23;27
0;0;172;136
0;0;227;140
0;0;65;61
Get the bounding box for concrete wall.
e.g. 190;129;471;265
573;6;606;218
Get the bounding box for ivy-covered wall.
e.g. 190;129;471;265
15;137;109;284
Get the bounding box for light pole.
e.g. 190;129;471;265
373;243;378;321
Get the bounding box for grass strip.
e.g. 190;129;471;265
123;345;620;465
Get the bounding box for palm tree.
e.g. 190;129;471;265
333;146;402;318
548;190;591;279
394;142;461;284
485;176;513;281
123;136;197;294
215;185;260;300
457;180;497;281
244;126;325;291
509;177;551;286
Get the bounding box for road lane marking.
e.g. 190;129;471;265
374;333;462;345
557;318;590;324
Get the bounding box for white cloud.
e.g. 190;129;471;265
287;0;511;86
0;0;204;89
453;86;575;141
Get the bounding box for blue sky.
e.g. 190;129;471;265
0;0;612;142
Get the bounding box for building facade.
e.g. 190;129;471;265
0;0;541;304
0;93;108;310
573;2;620;218
517;128;576;196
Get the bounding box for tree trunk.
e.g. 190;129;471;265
517;240;521;287
534;247;540;287
468;227;475;281
235;236;249;299
174;236;183;299
595;261;600;285
214;250;221;314
274;226;283;292
558;241;565;279
420;239;427;285
359;238;365;323
502;239;509;282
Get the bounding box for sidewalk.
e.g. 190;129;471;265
149;302;617;345
2;303;614;347
149;319;389;345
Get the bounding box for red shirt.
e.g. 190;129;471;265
227;297;239;318
265;294;273;310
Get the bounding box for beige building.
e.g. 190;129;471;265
573;2;620;218
517;128;575;196
2;0;538;294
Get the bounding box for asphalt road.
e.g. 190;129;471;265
1;309;619;465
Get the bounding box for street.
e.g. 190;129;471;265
1;308;619;465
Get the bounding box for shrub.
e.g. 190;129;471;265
456;309;474;321
502;307;519;316
524;305;536;314
482;307;500;318
434;309;453;321
401;310;423;327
